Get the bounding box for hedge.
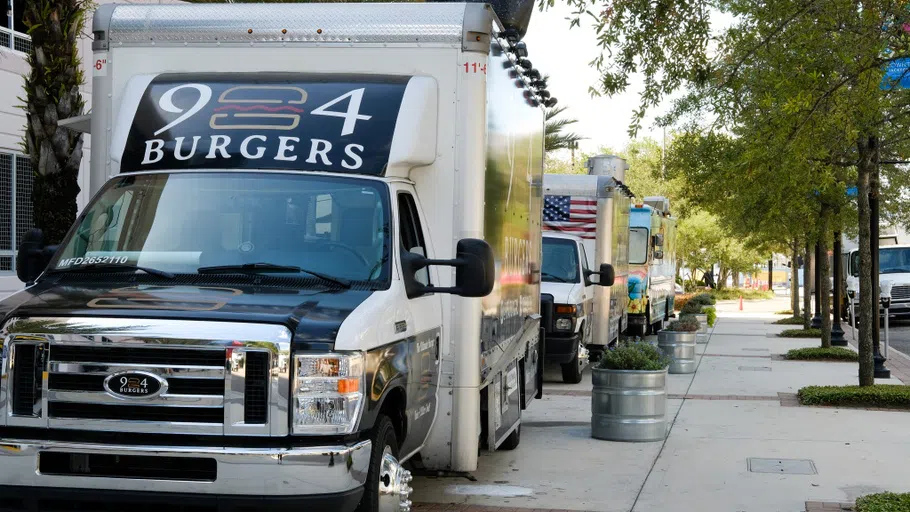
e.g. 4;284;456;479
784;347;858;361
778;328;822;338
856;492;910;512
774;316;806;325
797;385;910;410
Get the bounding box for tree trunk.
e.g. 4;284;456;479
33;169;80;245
791;240;800;317
819;209;832;348
803;241;812;330
718;265;727;289
857;136;874;386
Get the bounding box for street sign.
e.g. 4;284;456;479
846;186;858;197
881;58;910;90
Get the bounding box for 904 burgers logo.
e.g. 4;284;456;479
120;73;409;175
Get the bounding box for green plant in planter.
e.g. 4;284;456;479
692;293;716;306
598;341;671;371
666;316;700;332
703;306;717;327
679;301;703;315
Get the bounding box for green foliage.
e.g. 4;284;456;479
855;493;910;512
774;317;805;325
679;301;702;315
692;293;716;306
785;347;858;361
798;385;910;410
545;105;584;153
708;288;773;301
779;329;822;338
597;341;670;371
775;310;793;315
666;317;699;332
704;306;716;327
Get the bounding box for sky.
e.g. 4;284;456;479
523;2;669;156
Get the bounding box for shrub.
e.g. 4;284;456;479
674;293;695;311
775;309;793;315
798;385;910;410
774;316;805;325
778;328;822;338
704;306;717;326
856;492;910;512
598;341;671;371
708;288;774;301
784;347;858;361
692;293;716;305
680;301;703;315
666;316;700;332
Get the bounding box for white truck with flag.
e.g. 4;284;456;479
540;155;632;381
0;2;565;511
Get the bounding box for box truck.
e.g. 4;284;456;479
540;156;632;379
626;197;677;336
0;3;555;510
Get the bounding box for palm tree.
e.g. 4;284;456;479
21;0;90;244
545;105;584;153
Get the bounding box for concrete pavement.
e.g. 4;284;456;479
412;296;910;512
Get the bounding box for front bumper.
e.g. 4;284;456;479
544;332;581;364
0;438;370;511
627;313;647;327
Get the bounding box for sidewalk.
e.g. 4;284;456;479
411;297;910;512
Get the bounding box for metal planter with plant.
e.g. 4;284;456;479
680;300;709;338
591;341;671;442
658;317;699;374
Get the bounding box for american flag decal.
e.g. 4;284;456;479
543;195;597;239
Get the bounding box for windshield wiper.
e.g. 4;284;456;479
541;272;568;283
52;263;175;279
197;263;351;288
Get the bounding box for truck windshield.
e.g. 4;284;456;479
51;172;391;283
629;227;649;265
850;248;910;276
542;237;580;283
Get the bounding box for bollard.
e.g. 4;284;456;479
739;296;743;311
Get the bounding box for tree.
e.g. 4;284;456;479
545;105;584;153
21;0;91;244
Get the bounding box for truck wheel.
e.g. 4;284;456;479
358;415;412;512
561;340;584;384
499;424;521;450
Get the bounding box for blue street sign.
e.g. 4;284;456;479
846;186;858;197
882;58;910;90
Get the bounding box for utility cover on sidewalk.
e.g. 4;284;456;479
747;458;817;475
739;366;772;371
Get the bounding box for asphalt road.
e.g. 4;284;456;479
877;317;910;358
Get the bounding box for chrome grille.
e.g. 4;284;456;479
0;317;291;436
891;285;910;301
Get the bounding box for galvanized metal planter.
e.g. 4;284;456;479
591;367;667;442
657;330;697;374
694;313;708;333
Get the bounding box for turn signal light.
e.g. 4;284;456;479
555;305;576;315
337;378;360;394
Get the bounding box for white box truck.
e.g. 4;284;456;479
541;156;632;380
0;3;550;511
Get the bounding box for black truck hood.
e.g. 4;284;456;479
0;274;375;348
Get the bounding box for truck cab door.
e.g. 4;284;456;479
395;188;443;457
578;242;595;345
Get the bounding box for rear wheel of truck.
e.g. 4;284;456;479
561;339;584;384
358;414;412;512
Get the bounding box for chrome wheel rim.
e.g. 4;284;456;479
377;445;413;512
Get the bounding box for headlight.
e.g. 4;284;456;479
293;352;364;435
555;318;573;331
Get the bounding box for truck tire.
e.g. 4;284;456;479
499;424;521;450
358;415;412;512
561;339;584;384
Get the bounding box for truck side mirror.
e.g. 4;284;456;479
652;234;664;247
653;249;665;260
400;238;495;299
585;263;615;287
16;228;56;285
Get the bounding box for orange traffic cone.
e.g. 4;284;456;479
739;295;743;311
